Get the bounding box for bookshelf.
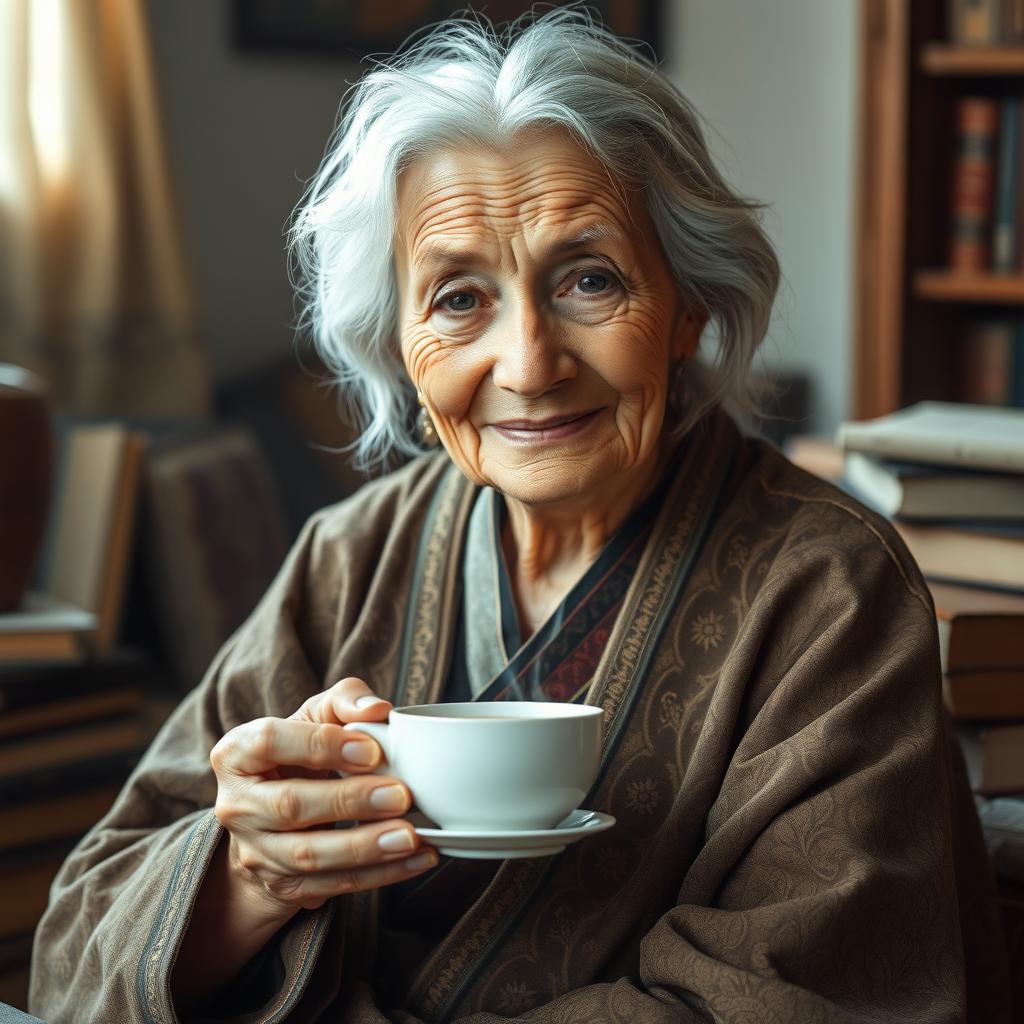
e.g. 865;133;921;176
857;0;1024;419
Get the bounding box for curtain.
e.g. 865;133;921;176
0;0;210;416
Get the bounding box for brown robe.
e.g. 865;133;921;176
29;409;1013;1023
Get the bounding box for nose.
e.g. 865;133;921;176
490;296;576;397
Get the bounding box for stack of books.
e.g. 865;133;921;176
0;421;158;1008
0;653;169;1007
837;403;1024;594
0;423;146;661
835;401;1024;898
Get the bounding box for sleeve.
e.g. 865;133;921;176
28;511;341;1024
335;528;1010;1023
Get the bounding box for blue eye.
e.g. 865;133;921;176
444;292;475;312
578;273;610;294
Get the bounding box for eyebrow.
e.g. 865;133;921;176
411;222;624;273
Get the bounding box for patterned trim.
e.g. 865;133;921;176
258;906;332;1024
405;414;740;1021
136;812;332;1024
395;465;474;707
588;419;738;760
137;812;221;1023
409;857;547;1021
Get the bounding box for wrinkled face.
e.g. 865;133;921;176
394;131;703;507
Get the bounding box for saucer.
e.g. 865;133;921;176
410;809;616;859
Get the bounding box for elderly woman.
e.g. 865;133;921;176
30;10;1010;1024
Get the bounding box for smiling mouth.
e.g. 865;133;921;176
490;409;602;444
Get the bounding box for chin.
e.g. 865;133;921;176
483;458;606;507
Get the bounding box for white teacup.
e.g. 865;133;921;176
343;701;604;831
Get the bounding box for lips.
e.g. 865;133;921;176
489;409;602;444
491;411;596;430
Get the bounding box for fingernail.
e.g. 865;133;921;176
369;784;407;812
405;851;436;871
378;828;416;853
341;740;376;765
355;695;386;709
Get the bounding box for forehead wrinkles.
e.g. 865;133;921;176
400;153;631;259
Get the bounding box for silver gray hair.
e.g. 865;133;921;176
288;7;780;470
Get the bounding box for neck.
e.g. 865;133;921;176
501;441;670;633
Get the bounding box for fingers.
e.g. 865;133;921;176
290;677;392;727
255;818;424;876
244;775;411;831
211;717;384;777
260;849;439;911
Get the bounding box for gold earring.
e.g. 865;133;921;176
668;359;686;416
417;393;438;446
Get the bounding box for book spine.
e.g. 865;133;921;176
952;0;1003;42
1015;319;1024;407
1015;99;1024;269
950;97;999;272
993;98;1019;270
841;432;1024;472
1005;0;1024;39
962;318;1015;403
0;750;141;803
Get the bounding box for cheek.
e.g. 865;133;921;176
594;302;674;404
401;323;444;391
402;324;490;423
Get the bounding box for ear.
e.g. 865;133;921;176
670;304;708;362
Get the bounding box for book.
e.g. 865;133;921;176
0;425;146;661
1008;0;1024;41
836;401;1024;473
930;580;1024;671
1016;320;1024;406
1015;100;1024;274
949;0;1003;43
977;796;1024;885
844;451;1024;520
0;716;150;782
994;98;1020;271
0;784;121;854
895;519;1024;592
0;839;77;942
949;96;998;271
0;593;95;660
0;749;143;805
943;669;1024;718
961;318;1015;406
956;722;1024;793
0;686;144;742
0;649;160;714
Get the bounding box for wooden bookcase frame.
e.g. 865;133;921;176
856;0;1024;420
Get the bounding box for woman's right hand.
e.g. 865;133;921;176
210;676;437;922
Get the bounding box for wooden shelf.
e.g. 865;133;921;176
914;271;1024;304
920;44;1024;75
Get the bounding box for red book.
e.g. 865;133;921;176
950;97;999;272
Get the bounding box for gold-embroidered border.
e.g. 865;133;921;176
140;813;330;1024
410;857;545;1019
590;421;731;728
400;467;474;707
141;812;219;1022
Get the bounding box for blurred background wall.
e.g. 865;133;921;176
145;0;354;384
146;0;859;434
668;0;858;436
